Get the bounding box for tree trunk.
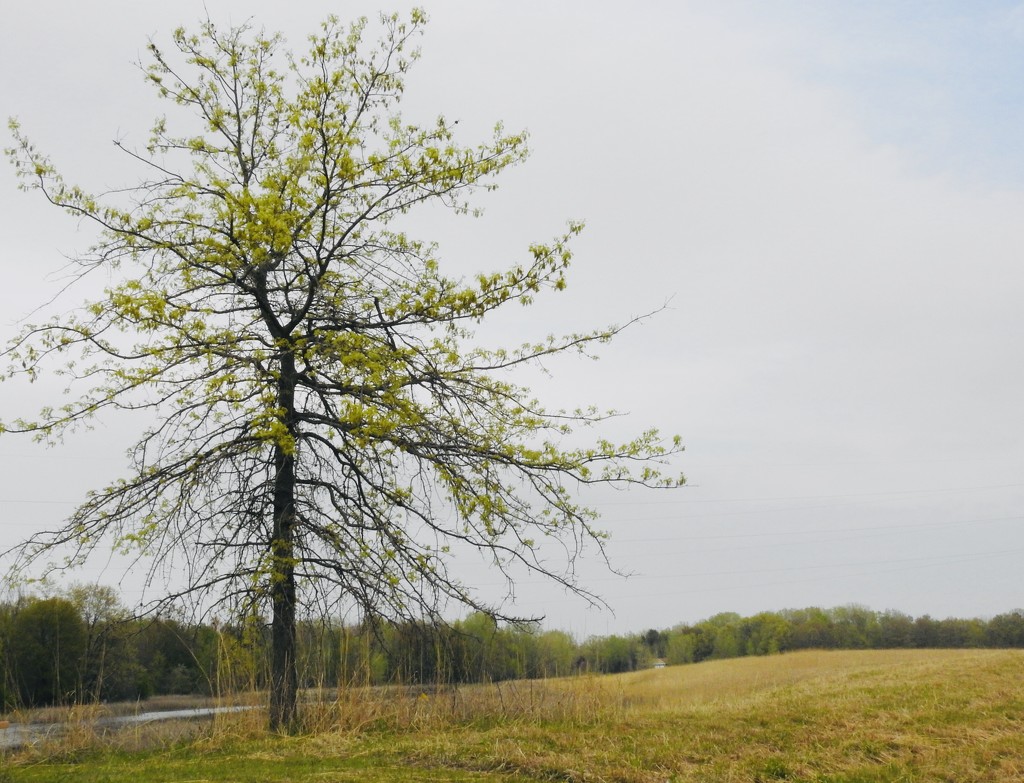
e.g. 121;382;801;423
269;354;299;731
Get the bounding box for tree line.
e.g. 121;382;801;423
654;605;1024;663
3;587;1024;709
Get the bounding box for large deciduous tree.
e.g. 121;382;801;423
2;11;683;729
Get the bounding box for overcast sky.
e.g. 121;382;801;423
2;1;1024;637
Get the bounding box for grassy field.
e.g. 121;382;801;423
3;648;1023;782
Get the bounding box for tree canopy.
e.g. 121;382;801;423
2;11;683;729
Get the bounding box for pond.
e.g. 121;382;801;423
0;705;254;750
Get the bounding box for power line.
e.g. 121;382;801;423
596;482;1024;506
609;513;1024;544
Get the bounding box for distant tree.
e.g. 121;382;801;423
877;610;914;649
828;605;877;649
740;611;790;656
0;598;17;708
911;615;940;648
2;11;682;729
642;628;668;658
535;629;577;678
134;617;207;695
456;612;504;682
986;610;1024;648
665;627;702;664
935;617;985;648
64;584;143;701
697;612;743;659
783;607;835;650
8;597;87;706
585;634;640;674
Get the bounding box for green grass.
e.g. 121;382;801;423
5;649;1024;782
2;743;515;782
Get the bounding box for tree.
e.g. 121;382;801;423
877;610;913;649
64;583;143;701
986;610;1024;647
2;11;682;729
585;634;641;673
641;628;667;659
740;611;790;656
8;597;87;706
666;627;704;664
534;629;577;678
827;605;876;649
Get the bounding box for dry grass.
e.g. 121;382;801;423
325;649;1024;782
5;649;1024;782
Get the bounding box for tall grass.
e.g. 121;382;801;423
5;649;1024;782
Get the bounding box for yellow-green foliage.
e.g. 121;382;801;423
2;11;683;634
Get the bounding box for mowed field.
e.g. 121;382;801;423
4;648;1023;782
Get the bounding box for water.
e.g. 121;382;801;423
0;705;254;750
